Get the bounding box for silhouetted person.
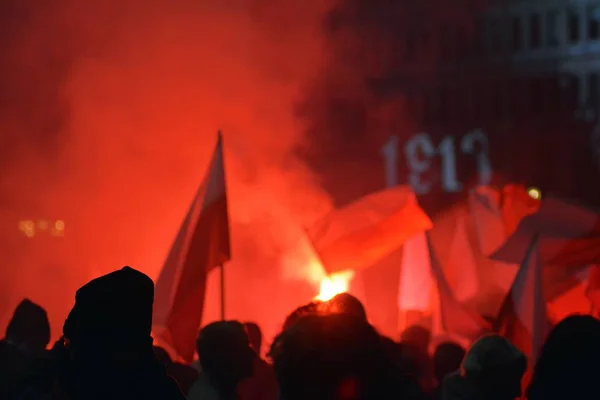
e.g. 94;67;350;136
431;342;465;400
400;326;434;392
270;313;418;400
244;322;262;355
326;293;368;321
153;345;199;394
58;266;185;400
0;299;50;398
527;314;600;400
281;301;324;332
169;362;200;395
188;321;255;400
153;345;173;365
443;335;526;400
380;336;425;400
239;322;278;400
401;325;432;355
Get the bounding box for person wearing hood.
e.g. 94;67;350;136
57;266;185;400
0;299;51;398
442;335;526;400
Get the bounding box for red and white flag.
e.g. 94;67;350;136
428;233;490;340
494;236;549;362
468;186;505;257
398;232;432;312
491;197;600;267
447;215;479;301
306;186;432;274
153;132;231;361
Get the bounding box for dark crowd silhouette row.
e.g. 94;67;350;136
1;266;599;400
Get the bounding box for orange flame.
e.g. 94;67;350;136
315;270;354;301
280;238;354;302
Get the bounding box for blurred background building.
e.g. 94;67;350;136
380;0;600;212
303;0;600;215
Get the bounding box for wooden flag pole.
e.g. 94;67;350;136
220;263;226;320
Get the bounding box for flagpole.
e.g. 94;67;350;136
220;263;226;320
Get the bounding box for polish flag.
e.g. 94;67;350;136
446;215;479;301
469;186;505;257
153;132;231;361
494;236;549;362
428;233;490;340
491;197;600;361
397;232;432;312
490;197;600;267
306;186;432;274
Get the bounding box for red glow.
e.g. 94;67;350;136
0;1;336;344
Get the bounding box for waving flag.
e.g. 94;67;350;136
494;236;549;362
491;197;600;267
306;186;432;274
428;233;490;340
398;232;432;312
469;186;505;257
491;196;600;361
153;133;231;361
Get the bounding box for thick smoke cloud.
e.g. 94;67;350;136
0;0;335;343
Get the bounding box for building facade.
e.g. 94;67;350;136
364;0;600;215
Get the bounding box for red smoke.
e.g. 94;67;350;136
0;0;336;346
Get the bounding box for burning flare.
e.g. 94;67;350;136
315;271;354;301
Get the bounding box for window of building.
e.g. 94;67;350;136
529;78;545;114
559;74;579;111
470;20;485;58
491;82;505;120
589;73;599;106
546;10;559;47
568;9;580;43
588;5;600;40
509;78;526;117
512;16;523;51
530;14;541;48
406;31;416;61
439;23;453;59
489;17;504;53
438;87;448;121
425;92;440;122
419;30;431;60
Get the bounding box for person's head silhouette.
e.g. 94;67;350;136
527;314;600;400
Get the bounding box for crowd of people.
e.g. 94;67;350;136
1;266;599;400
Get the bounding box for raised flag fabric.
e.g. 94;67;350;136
427;232;490;340
397;232;432;311
306;186;432;274
494;236;549;362
491;196;600;267
447;215;479;301
500;184;541;237
468;186;505;257
153;133;230;361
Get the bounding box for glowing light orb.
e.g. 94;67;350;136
527;187;542;200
